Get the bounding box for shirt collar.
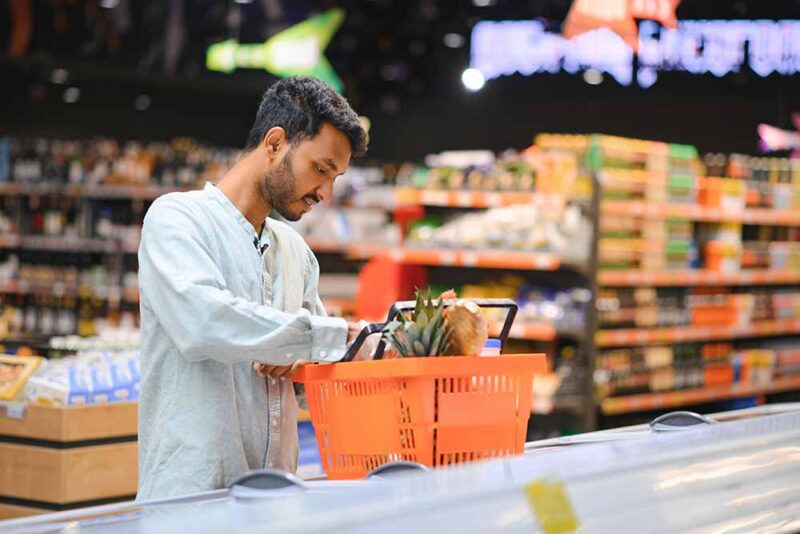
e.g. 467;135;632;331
204;182;271;251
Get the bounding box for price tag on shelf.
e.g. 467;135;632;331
455;191;473;207
524;478;580;534
1;401;27;420
439;251;458;265
486;192;502;207
461;252;479;267
426;191;448;205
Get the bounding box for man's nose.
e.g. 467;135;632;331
318;179;334;203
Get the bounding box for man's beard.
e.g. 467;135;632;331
258;152;301;221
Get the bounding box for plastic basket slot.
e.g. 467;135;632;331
321;428;331;451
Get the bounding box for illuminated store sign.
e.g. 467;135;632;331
471;19;800;88
206;9;344;92
563;0;681;51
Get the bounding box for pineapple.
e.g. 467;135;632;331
382;289;490;358
383;288;452;357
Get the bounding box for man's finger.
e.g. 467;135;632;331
254;363;270;377
272;366;294;379
261;365;284;379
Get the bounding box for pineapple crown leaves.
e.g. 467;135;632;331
382;288;452;357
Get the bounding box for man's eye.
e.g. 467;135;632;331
316;166;326;175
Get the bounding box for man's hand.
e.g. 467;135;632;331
347;320;367;344
255;322;364;377
254;360;310;380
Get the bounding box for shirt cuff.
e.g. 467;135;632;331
309;315;348;362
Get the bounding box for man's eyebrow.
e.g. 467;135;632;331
322;158;339;173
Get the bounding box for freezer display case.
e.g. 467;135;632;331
2;403;799;533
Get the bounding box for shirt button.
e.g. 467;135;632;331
271;379;278;386
271;419;278;428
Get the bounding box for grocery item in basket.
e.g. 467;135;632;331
383;288;452;357
382;288;489;357
443;299;489;356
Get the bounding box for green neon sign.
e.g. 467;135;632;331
207;8;345;92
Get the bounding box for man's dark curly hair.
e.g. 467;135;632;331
245;77;367;158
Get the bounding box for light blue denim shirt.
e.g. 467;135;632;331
136;183;347;501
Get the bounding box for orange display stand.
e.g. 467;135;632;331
356;256;427;321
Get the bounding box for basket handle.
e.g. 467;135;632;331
341;298;518;362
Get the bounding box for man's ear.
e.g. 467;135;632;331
262;127;287;160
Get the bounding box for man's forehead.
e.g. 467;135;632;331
296;125;351;167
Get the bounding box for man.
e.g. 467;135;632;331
136;77;368;501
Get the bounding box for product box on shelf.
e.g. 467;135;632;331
0;355;42;400
23;349;140;406
0;401;138;517
769;242;800;270
705;241;742;273
697;176;747;211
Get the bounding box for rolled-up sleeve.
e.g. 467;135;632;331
138;196;347;365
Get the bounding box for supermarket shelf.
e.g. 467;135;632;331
599;269;800;287
82;184;190;200
307;240;353;255
0;234;140;254
348;246;564;270
0;281;140;302
596;319;800;347
0;182;189;200
0;280;81;297
490;321;557;342
321;297;357;313
599;238;665;253
601;374;800;415
602;199;800;226
508;322;558;341
0;235;119;253
22;235;117;253
0;235;21;248
394;188;566;209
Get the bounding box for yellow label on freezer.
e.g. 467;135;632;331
524;478;580;534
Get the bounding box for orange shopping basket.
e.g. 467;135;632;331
295;298;548;480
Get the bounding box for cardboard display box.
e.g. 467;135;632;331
0;402;138;519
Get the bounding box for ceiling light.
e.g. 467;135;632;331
583;69;604;85
63;87;81;103
135;95;152;111
461;68;485;91
443;33;466;48
50;68;69;85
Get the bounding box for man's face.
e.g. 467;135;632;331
259;123;352;222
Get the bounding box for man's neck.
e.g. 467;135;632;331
217;153;271;232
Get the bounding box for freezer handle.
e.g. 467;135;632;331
341;298;518;362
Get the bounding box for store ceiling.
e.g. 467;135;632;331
3;0;800;158
3;0;800;105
